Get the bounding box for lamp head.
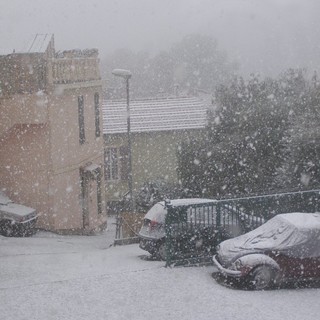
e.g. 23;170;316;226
112;69;132;79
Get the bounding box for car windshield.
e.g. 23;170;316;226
240;218;293;248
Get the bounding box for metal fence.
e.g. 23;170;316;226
165;189;320;266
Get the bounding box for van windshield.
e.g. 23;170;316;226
145;203;167;224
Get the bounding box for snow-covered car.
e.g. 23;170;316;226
138;198;260;260
212;212;320;290
0;191;38;237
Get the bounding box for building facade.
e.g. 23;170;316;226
102;96;209;213
0;34;107;233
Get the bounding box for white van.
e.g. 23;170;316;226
138;198;246;260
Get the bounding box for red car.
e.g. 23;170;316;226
212;212;320;290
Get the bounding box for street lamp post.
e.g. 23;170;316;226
112;69;134;212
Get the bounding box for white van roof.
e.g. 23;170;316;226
163;198;216;207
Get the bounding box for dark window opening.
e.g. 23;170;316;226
78;95;85;144
94;93;101;138
96;167;103;215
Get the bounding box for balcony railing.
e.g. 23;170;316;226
52;58;101;84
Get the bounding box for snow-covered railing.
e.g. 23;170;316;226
164;189;320;267
114;212;145;245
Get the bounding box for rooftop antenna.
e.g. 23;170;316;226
28;34;38;53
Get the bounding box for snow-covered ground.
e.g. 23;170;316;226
1;216;319;320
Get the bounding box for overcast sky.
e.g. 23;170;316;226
1;0;320;76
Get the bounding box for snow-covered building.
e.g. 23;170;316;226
0;34;107;233
102;96;209;212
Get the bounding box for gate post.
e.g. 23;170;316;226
165;200;173;267
215;201;222;245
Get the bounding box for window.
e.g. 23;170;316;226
96;167;103;215
94;93;100;138
105;146;128;181
78;95;85;144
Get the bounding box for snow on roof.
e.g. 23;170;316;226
27;34;53;53
102;96;209;134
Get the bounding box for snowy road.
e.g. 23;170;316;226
0;220;319;320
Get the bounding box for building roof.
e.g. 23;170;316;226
102;96;209;134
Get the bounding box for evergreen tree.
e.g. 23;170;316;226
277;77;320;190
102;34;238;98
178;74;296;198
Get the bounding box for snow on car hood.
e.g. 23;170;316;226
0;202;36;217
0;191;12;205
0;192;37;222
218;212;320;264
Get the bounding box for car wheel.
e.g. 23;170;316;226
248;265;275;290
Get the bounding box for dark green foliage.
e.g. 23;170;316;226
277;74;320;190
178;70;318;198
135;178;186;211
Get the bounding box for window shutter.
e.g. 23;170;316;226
104;149;111;180
94;93;101;137
78;95;85;144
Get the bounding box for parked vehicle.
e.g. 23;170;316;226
212;212;320;290
138;198;261;260
0;191;38;237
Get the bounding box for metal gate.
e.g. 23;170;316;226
164;189;320;266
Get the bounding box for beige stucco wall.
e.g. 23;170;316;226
0;53;48;96
49;85;104;170
133;131;183;185
48;169;84;231
0;85;106;233
0;42;106;234
0;94;48;137
104;129;202;203
0;123;52;227
46;84;106;232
